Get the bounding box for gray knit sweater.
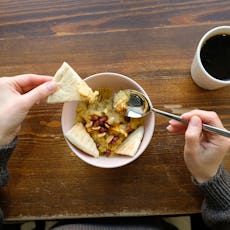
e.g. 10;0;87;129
194;165;230;229
0;140;229;229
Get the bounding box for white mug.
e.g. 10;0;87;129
191;26;230;90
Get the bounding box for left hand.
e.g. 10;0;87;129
0;74;57;145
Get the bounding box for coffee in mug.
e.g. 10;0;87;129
200;34;230;81
191;26;230;90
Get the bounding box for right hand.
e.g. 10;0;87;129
167;110;230;183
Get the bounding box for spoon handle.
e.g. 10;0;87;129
152;108;230;138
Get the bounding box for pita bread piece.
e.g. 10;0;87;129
47;62;98;103
115;126;144;157
65;122;99;158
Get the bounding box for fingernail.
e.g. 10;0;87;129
169;119;174;124
166;125;172;131
47;82;57;92
169;119;179;125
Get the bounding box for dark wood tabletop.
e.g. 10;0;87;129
0;0;229;222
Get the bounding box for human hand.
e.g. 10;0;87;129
0;74;57;146
167;110;230;183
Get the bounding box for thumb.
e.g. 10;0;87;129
185;116;203;149
22;81;57;108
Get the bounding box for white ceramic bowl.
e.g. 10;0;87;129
61;72;155;168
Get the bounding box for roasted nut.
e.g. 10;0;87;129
93;120;101;127
104;123;110;128
98;132;106;138
110;136;119;144
92;126;100;130
99;116;108;122
106;135;114;143
125;125;133;133
91;115;99;121
99;127;108;133
105;149;111;156
85;121;93;128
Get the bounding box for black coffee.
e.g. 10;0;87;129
200;34;230;81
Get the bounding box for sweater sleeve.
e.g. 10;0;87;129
0;137;18;225
193;165;230;229
0;137;18;187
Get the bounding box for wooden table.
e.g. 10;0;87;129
0;0;229;222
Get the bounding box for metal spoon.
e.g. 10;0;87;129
113;89;230;138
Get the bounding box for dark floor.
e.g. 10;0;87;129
1;214;211;230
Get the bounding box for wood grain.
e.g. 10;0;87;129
0;0;229;221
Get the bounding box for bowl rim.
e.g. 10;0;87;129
61;72;155;168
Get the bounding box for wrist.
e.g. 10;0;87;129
0;127;20;146
0;137;18;149
0;135;17;146
191;166;220;184
193;172;218;184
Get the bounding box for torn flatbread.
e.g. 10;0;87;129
115;126;144;157
47;62;98;103
65;122;99;158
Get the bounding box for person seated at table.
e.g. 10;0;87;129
167;110;230;230
0;74;229;229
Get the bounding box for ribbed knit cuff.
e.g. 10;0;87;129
193;165;230;210
0;137;18;187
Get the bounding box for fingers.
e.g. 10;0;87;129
21;81;57;109
184;116;203;152
182;110;224;129
8;74;57;109
167;109;226;135
167;119;187;134
11;74;54;93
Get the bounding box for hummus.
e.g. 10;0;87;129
76;88;144;156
